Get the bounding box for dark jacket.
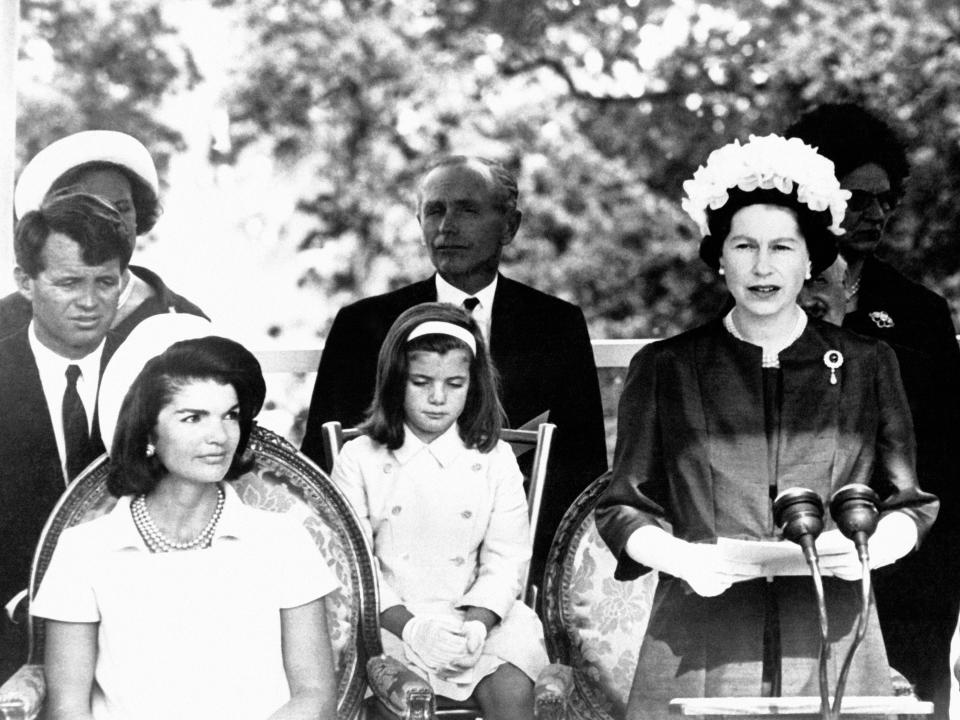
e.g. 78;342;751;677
301;274;608;580
843;256;960;709
0;328;115;607
595;318;939;717
0;265;206;344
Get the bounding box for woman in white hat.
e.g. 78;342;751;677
0;130;206;341
595;134;940;719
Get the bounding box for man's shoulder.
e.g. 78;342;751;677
0;291;31;339
335;278;435;320
496;275;585;318
0;327;31;366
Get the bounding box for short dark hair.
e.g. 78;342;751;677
14;191;133;277
417;156;519;215
699;187;838;276
50;160;161;234
784;103;909;197
361;302;504;452
107;336;267;497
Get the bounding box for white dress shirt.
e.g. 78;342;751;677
28;321;106;481
435;274;497;343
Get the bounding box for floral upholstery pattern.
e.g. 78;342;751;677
0;425;381;720
564;517;656;720
0;664;44;720
543;473;658;720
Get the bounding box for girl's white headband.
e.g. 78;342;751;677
406;321;477;355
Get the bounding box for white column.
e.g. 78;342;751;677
0;0;19;293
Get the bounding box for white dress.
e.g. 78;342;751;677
31;484;339;720
332;424;548;699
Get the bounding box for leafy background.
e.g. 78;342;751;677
14;0;960;445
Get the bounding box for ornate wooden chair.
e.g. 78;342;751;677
0;424;426;720
540;471;658;720
321;421;568;719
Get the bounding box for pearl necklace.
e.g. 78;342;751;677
131;485;225;553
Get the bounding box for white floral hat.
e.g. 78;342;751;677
681;134;850;238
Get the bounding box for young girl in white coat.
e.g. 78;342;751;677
331;302;548;719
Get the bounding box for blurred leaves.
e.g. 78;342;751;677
17;0;200;180
18;0;960;339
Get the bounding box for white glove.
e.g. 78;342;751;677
625;526;760;597
401;616;469;670
818;512;919;581
462;620;487;654
441;620;488;676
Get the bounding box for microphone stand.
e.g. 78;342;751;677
773;488;831;720
829;485;880;718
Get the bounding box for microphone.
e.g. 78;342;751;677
773;488;830;720
773;487;825;552
828;484;880;716
829;483;880;555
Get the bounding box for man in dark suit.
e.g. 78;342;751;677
789;103;960;718
0;192;130;683
302;156;608;593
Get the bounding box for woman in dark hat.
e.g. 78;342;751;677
788;104;960;717
0;130;206;342
596;134;939;719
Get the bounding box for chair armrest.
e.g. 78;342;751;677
365;653;434;718
0;664;45;720
534;663;572;720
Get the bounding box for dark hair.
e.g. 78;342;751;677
784;103;909;198
50;160;161;234
14;191;133;277
417;156;519;215
361;302;504;452
107;336;267;497
699;187;838;275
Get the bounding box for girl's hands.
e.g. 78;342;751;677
401;616;469;669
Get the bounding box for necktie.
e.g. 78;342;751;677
462;297;480;313
63;364;92;480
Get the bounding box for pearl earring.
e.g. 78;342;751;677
146;443;156;458
718;267;725;276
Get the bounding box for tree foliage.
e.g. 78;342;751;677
216;0;960;340
17;0;200;181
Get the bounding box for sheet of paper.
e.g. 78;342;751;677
715;536;853;577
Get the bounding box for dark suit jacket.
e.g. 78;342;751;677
843;256;960;704
0;329;111;607
302;274;608;579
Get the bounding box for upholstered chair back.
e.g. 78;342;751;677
541;471;658;720
9;424;380;720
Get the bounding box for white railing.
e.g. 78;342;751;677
251;338;658;374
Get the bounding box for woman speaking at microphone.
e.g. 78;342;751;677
595;135;939;720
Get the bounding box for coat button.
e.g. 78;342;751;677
461;510;472;519
391;505;402;515
383;464;393;474
452;556;466;566
471;463;482;472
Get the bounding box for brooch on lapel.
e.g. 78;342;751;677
868;311;895;329
823;350;844;385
